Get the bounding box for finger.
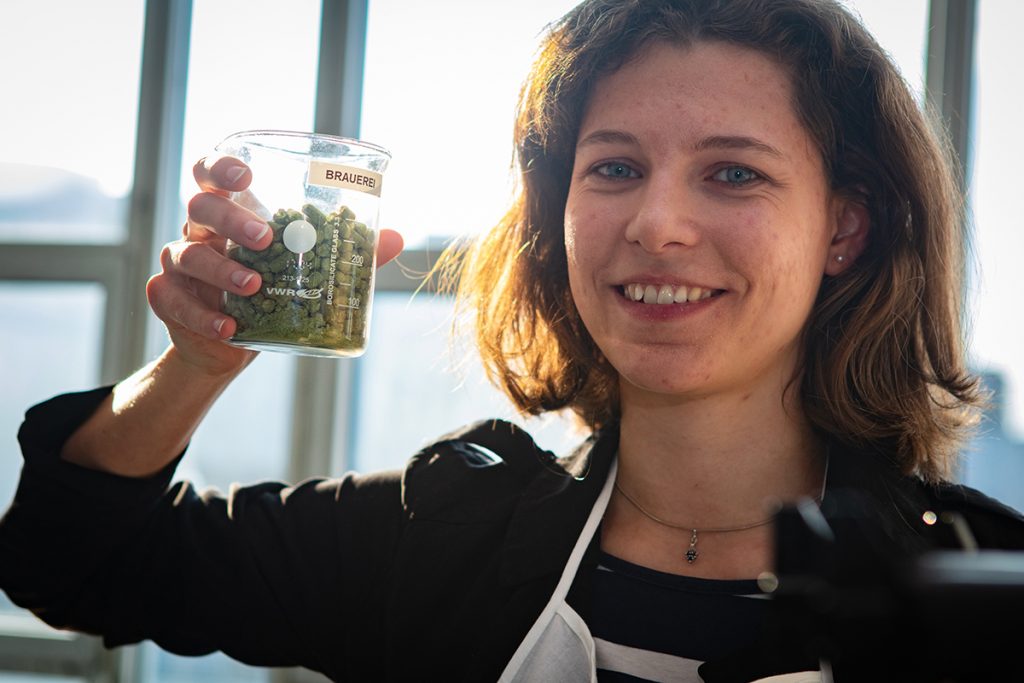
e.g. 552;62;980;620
147;271;236;340
376;229;404;267
187;192;274;250
193;154;252;196
161;240;263;297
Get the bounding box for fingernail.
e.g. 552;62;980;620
225;165;247;183
231;271;256;288
213;318;227;335
243;220;270;242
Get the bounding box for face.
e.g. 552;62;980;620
564;40;842;405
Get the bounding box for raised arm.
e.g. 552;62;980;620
1;153;406;676
61;155;403;477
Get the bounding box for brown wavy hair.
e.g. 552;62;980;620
437;0;982;482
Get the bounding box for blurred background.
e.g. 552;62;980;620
0;0;1020;681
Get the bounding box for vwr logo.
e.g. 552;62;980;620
265;287;323;300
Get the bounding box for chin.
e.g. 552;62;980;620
611;350;719;399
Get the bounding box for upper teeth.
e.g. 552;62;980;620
624;283;715;304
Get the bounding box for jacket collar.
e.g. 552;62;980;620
820;437;936;555
496;425;939;588
498;424;619;587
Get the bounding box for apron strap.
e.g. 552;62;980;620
498;457;619;681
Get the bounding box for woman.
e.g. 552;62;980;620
2;0;1022;681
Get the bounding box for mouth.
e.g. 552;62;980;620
619;283;726;305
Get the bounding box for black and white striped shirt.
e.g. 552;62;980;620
589;552;774;682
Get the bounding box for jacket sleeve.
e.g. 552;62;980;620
0;387;405;680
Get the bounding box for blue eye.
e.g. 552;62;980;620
594;162;640;180
713;166;760;185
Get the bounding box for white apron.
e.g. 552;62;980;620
496;458;824;683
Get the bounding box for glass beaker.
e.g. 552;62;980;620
216;130;390;358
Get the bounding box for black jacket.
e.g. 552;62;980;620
2;387;1024;681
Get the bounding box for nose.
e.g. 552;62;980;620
623;176;702;253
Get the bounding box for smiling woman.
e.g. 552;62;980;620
449;0;974;483
1;1;1023;682
565;41;853;414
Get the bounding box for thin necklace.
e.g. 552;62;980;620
613;454;829;564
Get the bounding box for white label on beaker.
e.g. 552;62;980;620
307;161;383;197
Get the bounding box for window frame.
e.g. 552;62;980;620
0;0;193;679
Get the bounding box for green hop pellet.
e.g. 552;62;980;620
223;203;375;354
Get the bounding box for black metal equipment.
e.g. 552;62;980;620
770;497;1024;682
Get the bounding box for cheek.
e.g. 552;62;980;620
714;206;767;274
563;203;609;323
564;236;593;312
735;197;828;264
563;206;586;300
563;200;598;273
563;219;579;267
722;205;826;319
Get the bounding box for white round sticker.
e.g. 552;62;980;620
283;219;317;254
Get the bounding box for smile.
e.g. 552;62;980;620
621;283;724;304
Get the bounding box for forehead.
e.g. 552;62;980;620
579;40;813;159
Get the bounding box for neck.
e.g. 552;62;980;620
615;377;825;528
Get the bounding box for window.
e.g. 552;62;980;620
0;283;105;620
0;2;144;244
350;0;588;474
350;292;588;472
140;2;323;682
0;0;146;677
0;284;106;518
360;0;582;249
165;0;322;506
842;0;928;99
961;0;1024;511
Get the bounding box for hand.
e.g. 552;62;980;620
146;155;404;377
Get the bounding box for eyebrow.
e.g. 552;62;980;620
694;135;786;159
576;129;640;148
576;129;786;160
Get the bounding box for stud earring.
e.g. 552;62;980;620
835;255;845;263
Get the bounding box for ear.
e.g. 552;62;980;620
824;195;870;276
